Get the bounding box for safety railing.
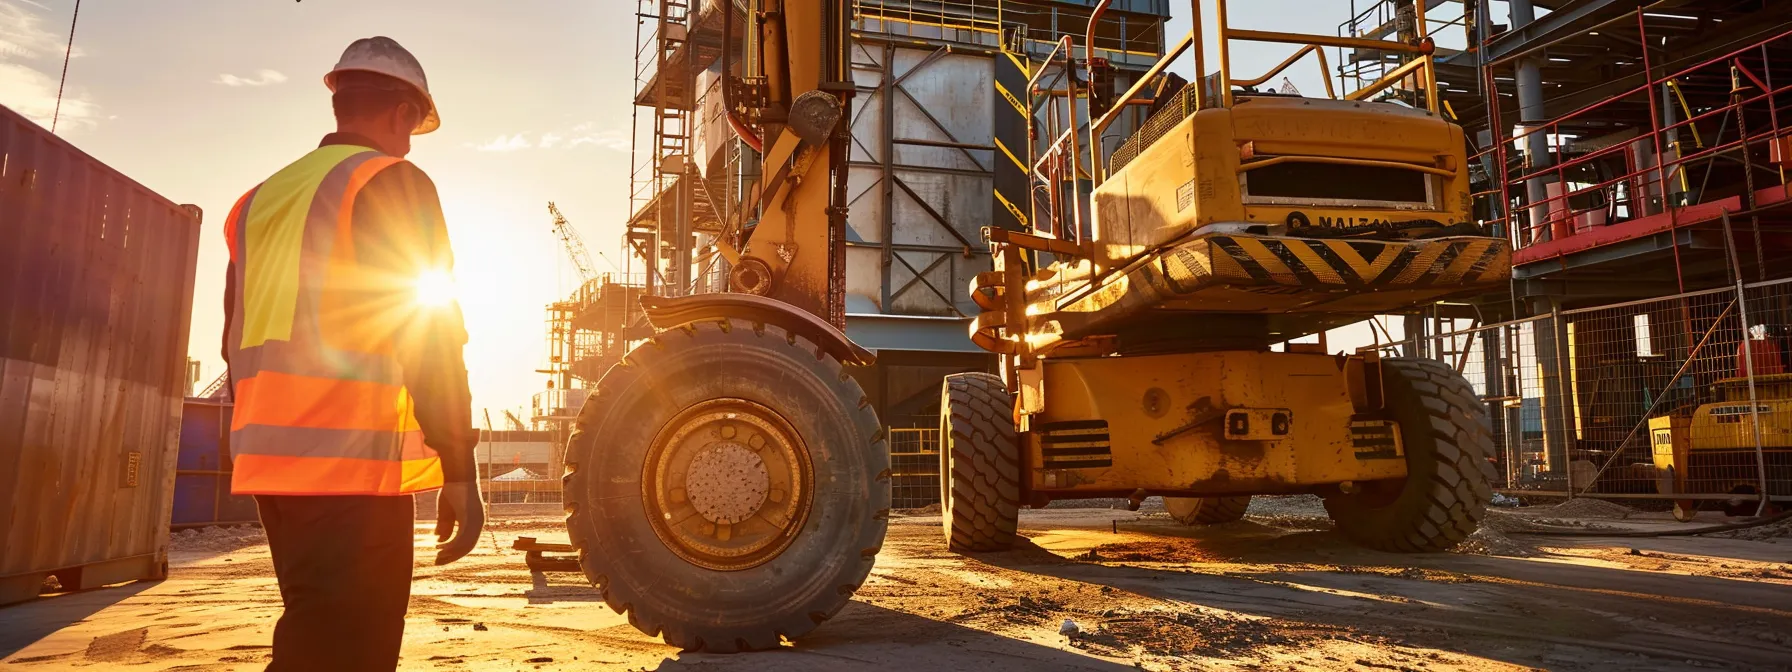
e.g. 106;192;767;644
1477;18;1792;254
531;388;590;422
1335;0;1471;100
850;0;1165;67
1005;0;1448;292
1026;35;1091;245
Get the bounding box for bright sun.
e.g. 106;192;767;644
415;270;459;308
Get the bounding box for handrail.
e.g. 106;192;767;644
1026;34;1087;244
1085;0;1113;65
1238;155;1456;178
1231;43;1336;99
1228;27;1433;55
1345;56;1430;103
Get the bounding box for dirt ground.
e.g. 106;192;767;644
3;498;1790;671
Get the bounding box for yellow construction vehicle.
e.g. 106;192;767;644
561;0;885;652
941;1;1510;553
1649;373;1792;520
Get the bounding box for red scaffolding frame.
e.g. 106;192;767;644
1474;18;1792;285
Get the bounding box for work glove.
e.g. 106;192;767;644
434;480;486;565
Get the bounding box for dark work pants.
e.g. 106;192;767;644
255;494;415;672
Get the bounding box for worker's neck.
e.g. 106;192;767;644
335;122;410;158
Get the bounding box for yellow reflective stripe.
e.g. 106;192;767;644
996;80;1026;118
1004;51;1030;77
994;136;1028;174
994;188;1029;229
239;144;375;348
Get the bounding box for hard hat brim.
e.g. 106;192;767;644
325;67;441;135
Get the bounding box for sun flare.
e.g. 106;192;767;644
414;270;459;308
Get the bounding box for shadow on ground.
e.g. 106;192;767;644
0;581;157;659
647;601;1135;671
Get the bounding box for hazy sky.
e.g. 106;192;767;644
1;0;1443;419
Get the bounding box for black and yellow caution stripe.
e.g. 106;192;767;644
1169;235;1509;291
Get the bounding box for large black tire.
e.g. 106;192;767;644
940;372;1021;552
1323;358;1495;552
563;319;889;652
1164;496;1251;525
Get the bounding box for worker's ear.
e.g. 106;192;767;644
393;102;422;136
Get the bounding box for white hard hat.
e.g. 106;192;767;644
325;36;440;134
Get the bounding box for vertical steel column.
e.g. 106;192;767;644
1553;304;1576;497
1509;0;1552;242
1481;26;1513;242
1654;82;1679;211
1636;12;1680;240
1529;297;1573;492
881;42;896;312
1403;314;1427;358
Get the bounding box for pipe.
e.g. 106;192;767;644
721;0;764;152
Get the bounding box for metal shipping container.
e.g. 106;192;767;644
0;103;202;605
172;399;258;529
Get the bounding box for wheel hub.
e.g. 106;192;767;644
685;442;770;524
643;398;812;571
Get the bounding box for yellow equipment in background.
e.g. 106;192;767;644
942;0;1508;553
1650;374;1792;520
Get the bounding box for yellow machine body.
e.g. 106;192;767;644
1028;351;1406;497
975;12;1510;508
1093;96;1473;271
1650;375;1792;497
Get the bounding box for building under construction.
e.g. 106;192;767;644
1331;0;1792;507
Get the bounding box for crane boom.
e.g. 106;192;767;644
548;201;599;282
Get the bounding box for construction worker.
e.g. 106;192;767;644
220;36;482;671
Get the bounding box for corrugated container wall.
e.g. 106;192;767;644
0;104;202;605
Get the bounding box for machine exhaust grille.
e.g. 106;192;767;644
1037;420;1113;469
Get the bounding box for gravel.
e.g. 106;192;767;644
1452;524;1538;557
1705;517;1792;542
169;525;265;553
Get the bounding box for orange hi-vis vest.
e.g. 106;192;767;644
224;145;444;496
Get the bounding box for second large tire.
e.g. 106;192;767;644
563;319;889;652
1323;357;1495;552
1164;496;1251;525
940;372;1021;552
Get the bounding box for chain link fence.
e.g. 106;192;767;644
889;427;942;509
1377;278;1792;512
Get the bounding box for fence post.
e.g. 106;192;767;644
1550;305;1575;499
1721;211;1773;516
